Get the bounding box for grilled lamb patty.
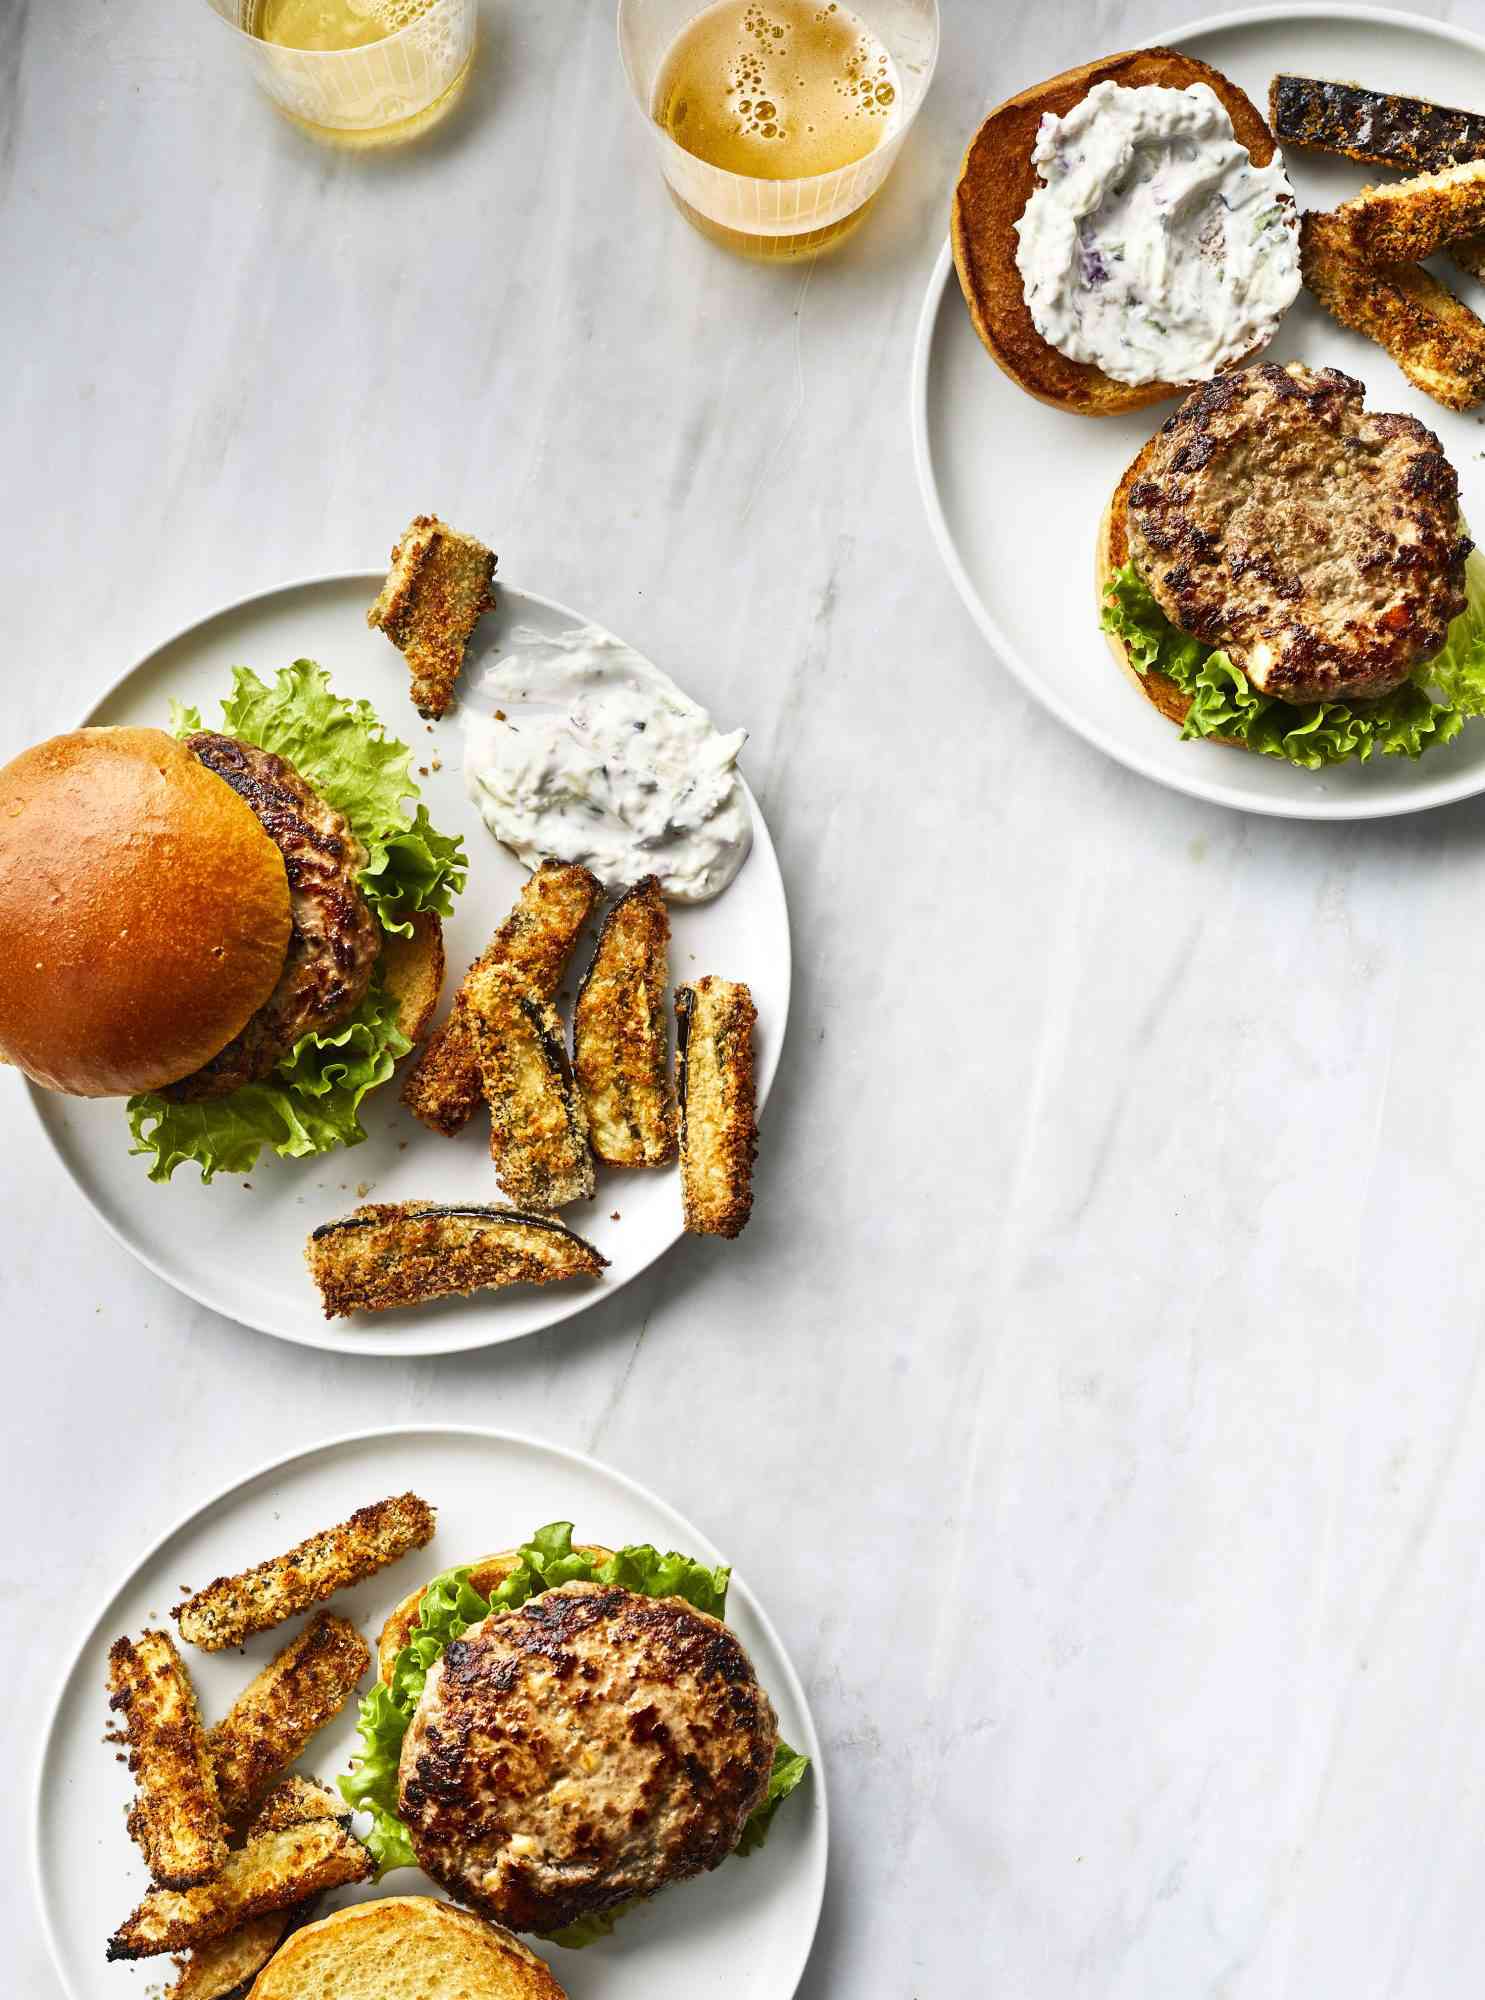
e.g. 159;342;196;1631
1127;362;1471;702
164;734;379;1101
397;1580;777;1933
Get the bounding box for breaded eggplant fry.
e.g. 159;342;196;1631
207;1613;369;1822
402;861;601;1137
1452;231;1485;282
108;1631;228;1890
246;1776;349;1835
165;1904;315;2000
574;877;677;1168
366;513;496;719
307;1201;607;1317
1270;75;1485;173
107;1812;370;1960
675;977;758;1239
1331;158;1485;265
1300;210;1485;410
173;1495;435;1653
467;963;595;1208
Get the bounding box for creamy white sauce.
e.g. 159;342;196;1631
463;626;751;903
1014;81;1301;387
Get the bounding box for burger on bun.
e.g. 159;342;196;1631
0;661;464;1179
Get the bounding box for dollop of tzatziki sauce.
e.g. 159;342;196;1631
463;625;752;903
1014;81;1301;387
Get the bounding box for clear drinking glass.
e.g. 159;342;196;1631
618;0;939;260
201;0;477;148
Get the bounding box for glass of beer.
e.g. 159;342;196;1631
200;0;477;148
618;0;939;260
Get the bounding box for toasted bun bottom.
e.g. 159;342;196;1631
248;1897;567;2000
952;47;1283;416
377;1546;617;1685
381;910;445;1045
0;727;293;1095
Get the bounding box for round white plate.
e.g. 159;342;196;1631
32;1426;827;2000
914;5;1485;820
20;573;788;1355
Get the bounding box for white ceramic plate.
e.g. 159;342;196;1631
32;1426;827;2000
19;573;788;1355
914;5;1485;819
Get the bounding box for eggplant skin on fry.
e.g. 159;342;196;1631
574;876;676;1168
306;1201;608;1318
106;1791;370;1961
467;967;596;1210
402;859;601;1138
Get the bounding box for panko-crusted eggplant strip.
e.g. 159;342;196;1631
165;1904;315;2000
1331;158;1485;266
108;1631;227;1890
467;964;595;1208
574;876;676;1168
208;1613;369;1822
1452;231;1485;282
307;1202;607;1318
402;860;601;1137
107;1811;370;1960
675;977;757;1240
246;1775;348;1835
173;1494;435;1653
1300;210;1485;411
1271;75;1485;172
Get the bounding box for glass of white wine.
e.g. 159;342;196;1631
201;0;477;148
618;0;939;260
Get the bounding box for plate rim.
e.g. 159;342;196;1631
21;569;791;1357
911;1;1485;823
29;1421;830;2000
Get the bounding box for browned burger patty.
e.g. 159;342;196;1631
1127;362;1471;703
398;1580;777;1934
165;734;380;1100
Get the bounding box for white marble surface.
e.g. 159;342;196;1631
6;1;1485;1993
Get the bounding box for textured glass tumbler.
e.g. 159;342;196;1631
618;0;938;260
202;0;477;148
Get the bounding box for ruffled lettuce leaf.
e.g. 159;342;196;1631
338;1524;809;1935
734;1743;813;1857
1428;547;1485;714
129;662;465;1181
126;980;410;1185
1099;557;1485;769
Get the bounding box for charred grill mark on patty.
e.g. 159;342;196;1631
164;735;380;1101
396;1580;776;1934
1126;363;1471;703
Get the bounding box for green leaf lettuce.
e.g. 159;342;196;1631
338;1523;810;1941
1100;547;1485;770
128;661;466;1182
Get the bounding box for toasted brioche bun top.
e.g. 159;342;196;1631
952;47;1283;416
0;727;293;1096
248;1897;568;2000
378;1547;616;1685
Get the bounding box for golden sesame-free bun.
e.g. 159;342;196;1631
951;47;1283;416
380;909;446;1046
377;1547;616;1685
248;1897;568;2000
0;727;293;1096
